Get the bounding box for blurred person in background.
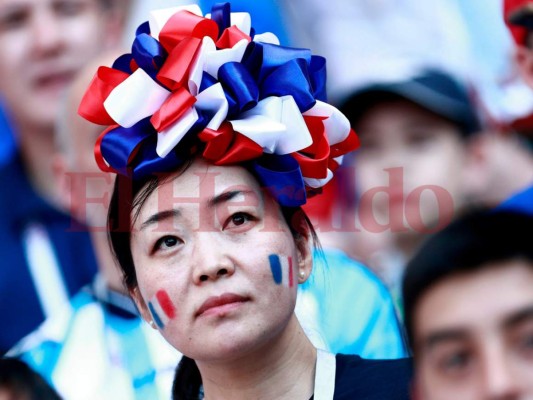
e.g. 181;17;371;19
334;69;481;303
0;0;124;354
496;0;533;214
402;209;533;400
8;54;181;400
0;358;62;400
464;119;533;209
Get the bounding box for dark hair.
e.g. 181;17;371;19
402;208;533;348
107;155;319;399
0;358;62;400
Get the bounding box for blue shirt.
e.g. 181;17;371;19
0;155;97;353
497;185;533;215
297;249;408;359
9;276;180;400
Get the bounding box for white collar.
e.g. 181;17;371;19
313;349;336;400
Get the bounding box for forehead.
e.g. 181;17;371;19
137;159;264;214
414;260;533;342
356;100;458;132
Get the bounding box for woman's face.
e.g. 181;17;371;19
130;158;311;362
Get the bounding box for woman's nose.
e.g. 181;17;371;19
192;234;235;284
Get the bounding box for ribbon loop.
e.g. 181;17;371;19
78;2;359;206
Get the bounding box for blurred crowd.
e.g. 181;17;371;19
0;0;531;399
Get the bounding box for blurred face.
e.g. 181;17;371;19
354;100;467;231
0;0;115;130
130;159;310;362
413;260;533;400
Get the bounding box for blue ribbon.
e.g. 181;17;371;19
251;155;307;207
261;58;315;112
218;62;259;117
241;42;318;112
210;2;231;36
132;33;168;81
136;21;150;36
112;54;134;74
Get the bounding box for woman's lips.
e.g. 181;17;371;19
196;293;249;317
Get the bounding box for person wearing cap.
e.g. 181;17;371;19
78;3;413;399
336;69;482;303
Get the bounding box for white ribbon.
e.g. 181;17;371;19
304;170;334;189
253;32;280;45
156;107;198;157
230;96;312;155
304;100;351;145
104;69;171;128
204;38;249;79
195;83;228;130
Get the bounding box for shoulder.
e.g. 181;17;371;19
8;289;99;358
334;354;413;400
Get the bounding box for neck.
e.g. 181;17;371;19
198;315;317;400
16;121;58;205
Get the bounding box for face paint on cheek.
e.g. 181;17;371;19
148;289;177;329
268;254;293;287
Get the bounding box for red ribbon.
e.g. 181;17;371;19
216;25;251;49
151;87;197;132
199;122;263;165
94;125;120;173
158;10;219;53
292;116;331;179
156;36;202;91
78;67;129;125
292;117;360;179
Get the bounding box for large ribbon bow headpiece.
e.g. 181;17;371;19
79;2;359;207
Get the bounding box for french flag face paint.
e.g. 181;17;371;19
268;254;293;287
148;289;176;329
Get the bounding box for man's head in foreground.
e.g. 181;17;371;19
403;209;533;400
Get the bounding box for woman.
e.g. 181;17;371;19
79;3;412;399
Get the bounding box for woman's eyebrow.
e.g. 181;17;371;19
207;190;256;208
140;209;181;231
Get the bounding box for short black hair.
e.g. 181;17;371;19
402;208;533;347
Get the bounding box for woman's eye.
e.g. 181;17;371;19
224;212;255;229
153;236;181;253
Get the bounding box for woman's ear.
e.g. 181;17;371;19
292;211;313;283
130;287;156;329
